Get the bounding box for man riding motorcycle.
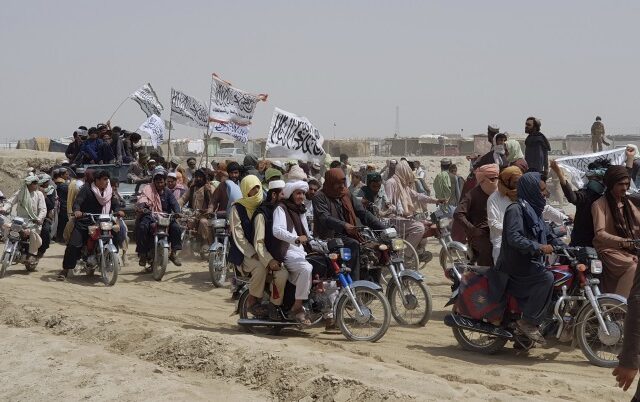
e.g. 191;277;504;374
229;175;268;316
135;168;183;267
2;175;47;265
492;172;565;343
179;169;214;254
59;170;122;281
313;168;386;281
273;180;315;325
250;179;289;318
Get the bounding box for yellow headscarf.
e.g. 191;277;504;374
236;175;263;218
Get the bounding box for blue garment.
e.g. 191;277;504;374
80;138;104;162
99;142;116;163
226;180;242;215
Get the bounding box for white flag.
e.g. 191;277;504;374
266;108;325;162
137;114;165;148
208;74;267;126
170;88;208;129
555;148;627;188
209;121;249;144
130;83;164;118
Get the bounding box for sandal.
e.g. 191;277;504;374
288;310;312;326
56;270;67;281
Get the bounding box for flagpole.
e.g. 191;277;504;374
107;96;129;123
204;74;215;168
167;115;173;163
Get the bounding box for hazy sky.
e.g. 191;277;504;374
1;1;639;141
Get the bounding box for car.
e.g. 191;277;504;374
214;148;245;159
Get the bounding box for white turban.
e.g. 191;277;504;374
286;165;307;182
268;179;285;190
283;180;309;199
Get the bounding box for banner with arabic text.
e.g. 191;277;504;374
266;108;325;162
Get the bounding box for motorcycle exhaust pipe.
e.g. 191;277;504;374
443;314;514;339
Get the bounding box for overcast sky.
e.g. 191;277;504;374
1;0;639;142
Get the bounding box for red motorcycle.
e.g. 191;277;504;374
444;246;627;367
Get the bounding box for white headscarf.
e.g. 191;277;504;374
283;180;309;199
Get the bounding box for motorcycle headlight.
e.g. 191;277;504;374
158;217;171;226
590;259;603;274
382;227;397;239
100;222;113;231
439;218;451;229
391;239;405;251
9;230;19;238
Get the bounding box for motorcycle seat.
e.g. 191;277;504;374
468;265;492;276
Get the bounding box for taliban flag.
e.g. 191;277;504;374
130;83;164;118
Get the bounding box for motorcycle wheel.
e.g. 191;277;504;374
208;249;227;287
386;277;432;326
101;249;119;286
237;290;282;335
335;286;391;342
0;251;11;278
397;240;421;271
451;315;507;354
152;247;168;282
576;296;627;368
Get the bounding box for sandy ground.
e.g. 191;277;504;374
0;241;630;402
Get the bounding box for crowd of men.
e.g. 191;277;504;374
2;116;640;396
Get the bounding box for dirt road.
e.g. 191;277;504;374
0;243;629;401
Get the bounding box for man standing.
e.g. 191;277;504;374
340;154;352;187
524;116;551;180
65;129;84;162
475;132;508;169
433;159;452;210
591;116;609;153
54;168;69;242
184;157;198;184
453;164;499;267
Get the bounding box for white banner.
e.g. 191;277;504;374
209;121;249;144
170;88;208;129
208;74;267;126
137;114;165;149
130;83;164;118
555;148;626;188
266;108;325;162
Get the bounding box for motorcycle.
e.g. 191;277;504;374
359;226;433;326
422;206;470;280
72;213;120;286
0;216;39;277
208;211;231;287
444;246;627;367
143;212;177;281
237;238;392;342
180;208;209;261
